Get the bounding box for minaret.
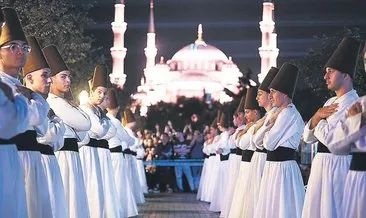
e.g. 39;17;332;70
144;0;157;71
110;0;128;88
258;0;279;83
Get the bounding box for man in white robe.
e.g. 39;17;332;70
44;45;91;218
0;8;51;218
0;8;30;218
302;37;361;218
23;36;67;218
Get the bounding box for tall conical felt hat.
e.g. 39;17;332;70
23;36;49;76
107;88;118;109
268;62;299;99
244;87;260;110
42;45;69;76
0;7;26;46
219;112;229;128
123;108;136;123
210;118;218;129
235;95;246;115
259;67;279;93
91;64;108;90
216;109;222;124
324;37;361;78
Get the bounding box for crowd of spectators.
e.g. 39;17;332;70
137;115;207;193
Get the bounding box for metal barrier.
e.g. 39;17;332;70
143;159;204;166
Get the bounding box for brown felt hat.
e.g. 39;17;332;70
91;64;108;90
259;67;279;93
23;36;49;76
244;87;260;110
0;7;26;46
268;62;299;99
42;45;69;76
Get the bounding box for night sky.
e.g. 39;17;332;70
85;0;366;94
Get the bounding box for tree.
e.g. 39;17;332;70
9;0;102;95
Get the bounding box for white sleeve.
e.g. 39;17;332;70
238;126;255;150
37;116;66;151
302;120;318;144
48;98;91;131
0;92;29;139
80;106;109;139
27;92;49;127
326;113;366;154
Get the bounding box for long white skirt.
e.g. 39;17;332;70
254;160;305;218
207;155;221;203
228;160;251;218
41;154;68;218
202;156;215;202
219;153;241;217
19;150;53;218
56;150;90;218
343;170;366;218
196;157;209;201
210;158;230;212
240;152;267;218
97;148;121;218
302;153;350;218
79;146;104;218
0;145;28;218
111;152;139;217
136;159;149;194
125;154;145;204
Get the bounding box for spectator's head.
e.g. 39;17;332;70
146;138;154;148
186;132;193;141
160;133;169;145
175;132;185;142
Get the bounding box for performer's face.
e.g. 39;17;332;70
269;89;287;108
236;112;245;126
324;67;346;91
0;40;29;77
99;93;109;109
256;89;270;108
51;70;72;93
209;126;217;136
25;68;52;95
90;86;107;105
245;109;258;123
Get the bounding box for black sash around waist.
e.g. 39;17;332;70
241;150;254;162
236;148;243;155
204;154;209;159
209;153;216;157
123;148;137;156
0;130;39;151
350;153;366;171
255;148;267;153
267;147;296;161
38;143;54;155
59;138;79;152
87;138;109;149
220;153;230;161
317;142;331;153
230;148;237;154
110;146;123;153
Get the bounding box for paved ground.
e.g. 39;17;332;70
136;193;220;218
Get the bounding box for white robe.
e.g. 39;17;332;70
322;95;366;218
220;124;245;218
136;143;149;194
97;117;121;218
196;141;211;202
302;90;358;218
38;115;68;218
228;124;256;218
125;127;145;204
1;72;53;218
240;108;276;218
254;103;305;218
0;77;29;218
48;93;91;218
79;104;109;218
210;131;230;212
107;114;138;217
